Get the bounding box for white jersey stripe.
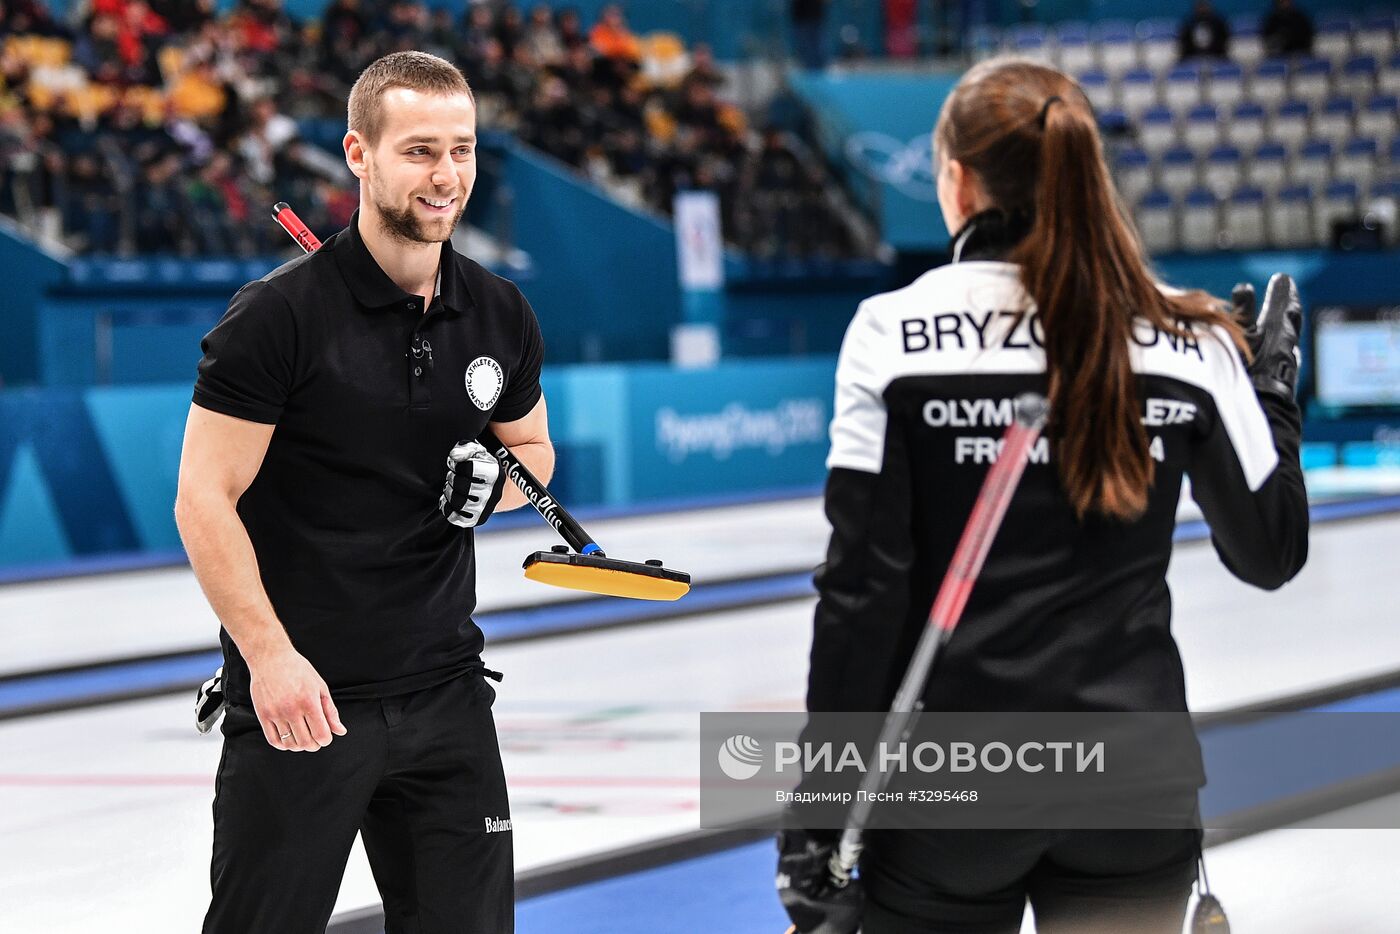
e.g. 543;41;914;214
827;262;1280;490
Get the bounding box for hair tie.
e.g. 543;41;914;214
1037;95;1063;129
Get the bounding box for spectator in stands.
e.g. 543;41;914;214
1;0;863;262
149;0;213;36
589;3;640;62
1261;0;1314;57
73;14;126;84
471;37;517;127
383;0;428;51
0;0;67;37
133;149;187;251
522;3;564;66
555;6;588;53
672;73;725;144
62;151;121;251
1179;0;1230;59
320;0;364;49
184;149;236;251
520;74;586;166
684;42;724;90
458;2;495;74
227;0;292;55
791;0;828;70
236;95;296;184
495;3;524;59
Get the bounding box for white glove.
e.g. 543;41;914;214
439;440;506;529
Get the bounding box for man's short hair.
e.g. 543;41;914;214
347;51;475;147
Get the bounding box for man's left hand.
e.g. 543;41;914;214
439;440;506;528
777;829;863;934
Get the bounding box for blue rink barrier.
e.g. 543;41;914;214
0;358;835;573
509;685;1400;934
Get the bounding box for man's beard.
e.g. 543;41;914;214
368;172;467;244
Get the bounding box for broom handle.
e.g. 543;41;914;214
826;394;1048;887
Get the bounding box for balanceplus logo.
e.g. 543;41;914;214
484;816;513;833
717;734;764;780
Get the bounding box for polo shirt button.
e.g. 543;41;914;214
407;302;416;310
414;367;423;376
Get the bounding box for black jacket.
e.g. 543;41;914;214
808;215;1309;715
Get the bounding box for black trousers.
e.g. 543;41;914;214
204;671;512;934
860;828;1200;934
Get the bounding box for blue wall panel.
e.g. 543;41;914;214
0;358;838;572
500;143;682;364
627;359;833;502
0;220;67;386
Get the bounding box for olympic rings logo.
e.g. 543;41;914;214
843;131;940;202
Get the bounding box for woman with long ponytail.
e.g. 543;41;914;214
779;58;1310;933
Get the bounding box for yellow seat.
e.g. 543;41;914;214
158;46;185;83
645;108;676;143
34;38;72;67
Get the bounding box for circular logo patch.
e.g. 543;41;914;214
465;356;504;411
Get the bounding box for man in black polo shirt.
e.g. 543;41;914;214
175;51;550;933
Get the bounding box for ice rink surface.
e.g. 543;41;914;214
2;496;1398;932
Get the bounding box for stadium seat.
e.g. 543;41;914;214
1097;108;1130;135
1138;19;1178;73
968;25;1002;61
1335;137;1379;188
1138;106;1178;155
1292;140;1334;189
1272;100;1312;151
1180;188;1220;252
1338;55;1378;98
1381;52;1400;96
1008;24;1052;63
1164;63;1204;111
1355;15;1397;60
1225;185;1267;249
1055;22;1095;74
1135;189;1176;253
1389;136;1400;171
1370;179;1400;245
1358;95;1398;145
1208;61;1246;110
1315;97;1357;141
1314;17;1355;64
641;33;689;87
1317;180;1360;242
1115;147;1154;204
1159;146;1198;196
1120;68;1159;118
1096;21;1139;77
1251;60;1289;108
1269;184;1314;247
1291;58;1333;105
1230;17;1265;69
1230;101;1269;150
1078;70;1115;113
1203;145;1244;196
1247;142;1289;190
1184;104;1221;152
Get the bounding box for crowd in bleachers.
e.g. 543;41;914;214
0;0;860;259
973;8;1400;253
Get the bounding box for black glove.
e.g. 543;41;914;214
776;829;863;934
1236;273;1302;401
439;440;506;528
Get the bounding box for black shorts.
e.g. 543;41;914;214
860;828;1200;934
204;670;512;934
